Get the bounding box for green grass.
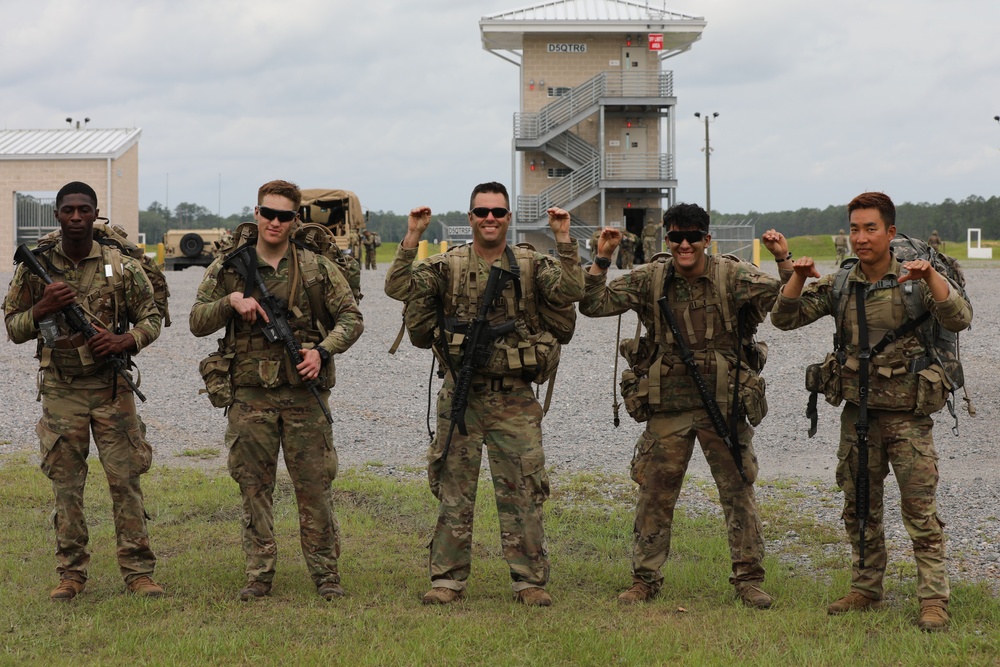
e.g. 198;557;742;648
2;456;996;666
177;447;221;460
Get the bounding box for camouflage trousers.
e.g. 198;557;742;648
35;374;155;585
619;249;634;269
836;249;847;264
226;385;340;587
836;404;948;601
643;239;660;263
629;409;765;592
427;381;550;592
365;248;377;270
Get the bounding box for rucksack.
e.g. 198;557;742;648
36;219;171;327
215;221;363;304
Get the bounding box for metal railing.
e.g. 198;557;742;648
547;132;598;165
517;157;601;221
604;153;675;180
709;221;757;263
15;193;58;247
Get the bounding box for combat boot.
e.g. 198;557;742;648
617;582;656;605
50;578;85;602
735;582;774;609
421;587;463;605
239;580;272;601
317;581;345;600
917;599;949;632
127;576;165;598
515;587;552;607
827;591;881;615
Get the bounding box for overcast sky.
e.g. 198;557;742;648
3;0;999;218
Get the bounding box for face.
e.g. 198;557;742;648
468;191;511;250
849;208;895;265
255;194;298;247
54;193;98;243
666;225;710;276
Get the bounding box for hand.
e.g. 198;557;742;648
86;323;136;358
898;259;936;283
547;207;571;241
32;282;76;320
761;229;789;259
791;257;821;279
296;347;322;381
408;206;432;236
599;227;622;257
228;293;269;324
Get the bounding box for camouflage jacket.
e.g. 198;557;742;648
4;241;161;375
189;244;363;360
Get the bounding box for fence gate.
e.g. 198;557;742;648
15;192;58;247
708;219;756;263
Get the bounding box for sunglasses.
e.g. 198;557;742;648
469;207;510;219
257;205;297;223
666;230;707;245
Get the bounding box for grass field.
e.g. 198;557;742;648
1;458;997;666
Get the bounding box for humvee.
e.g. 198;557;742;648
298;189;366;260
163;228;232;270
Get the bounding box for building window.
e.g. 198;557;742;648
547;168;572;178
547;87;571;97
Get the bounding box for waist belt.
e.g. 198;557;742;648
444;372;531;392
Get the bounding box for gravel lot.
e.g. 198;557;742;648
2;258;998;591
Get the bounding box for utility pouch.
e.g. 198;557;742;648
738;370;768;427
914;366;949;416
198;350;235;408
805;363;823;394
820;353;844;406
620;368;652;423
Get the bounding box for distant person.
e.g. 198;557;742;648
3;181;165;601
771;191;972;632
927;230;944;253
835;229;849;264
641;218;661;263
190;179;364;602
590;228;602;262
618;230;638;269
362;230;381;270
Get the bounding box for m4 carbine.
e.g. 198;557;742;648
223;243;334;424
14;243;147;402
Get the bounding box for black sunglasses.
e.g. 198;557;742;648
258;205;297;223
469;207;510;219
666;230;707;245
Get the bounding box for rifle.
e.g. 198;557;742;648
440;263;518;460
853;282;871;569
657;288;749;484
223;243;333;424
14;243;147;402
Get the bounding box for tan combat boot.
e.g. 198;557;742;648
126;576;165;598
917;599;949;632
827;591;881;615
736;582;774;609
617;582;656;605
516;587;552;606
317;582;345;600
421;587;463;605
50;579;85;602
238;580;272;601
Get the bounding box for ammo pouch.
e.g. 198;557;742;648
816;353;844;406
914;365;950;416
619;368;653;423
198;350;235;408
503;330;561;385
737;368;768;427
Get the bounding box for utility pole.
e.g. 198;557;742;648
693;112;719;216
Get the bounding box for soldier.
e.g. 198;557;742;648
362;229;380;270
927;229;944;253
385;181;584;606
590;228;602;262
190;179;363;601
349;227;362;266
835;229;849;264
619;230;638;269
771;192;971;631
579;203;793;608
641;218;661;263
3;181;164;601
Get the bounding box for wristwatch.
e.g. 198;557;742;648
775;252;793;263
316;346;331;367
594;256;612;269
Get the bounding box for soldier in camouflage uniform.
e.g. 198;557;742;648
771;192;972;631
580;203;794;608
927;229;944;253
618;230;638;269
362;230;380;270
641;219;661;264
3;181;164;601
590;228;602;262
385;182;584;606
835;229;849;264
190;180;363;602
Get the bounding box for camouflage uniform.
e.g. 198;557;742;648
384;241;583;593
927;231;943;252
835;232;849;264
641;221;661;263
362;232;379;270
580;255;787;594
3;242;161;587
590;230;602;261
771;256;972;602
619;232;638;269
189;245;363;589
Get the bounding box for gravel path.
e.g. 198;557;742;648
2;259;997;591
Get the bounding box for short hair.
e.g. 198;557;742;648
258;180;302;210
56;181;98;208
469;181;510;210
848;192;895;229
662;203;709;233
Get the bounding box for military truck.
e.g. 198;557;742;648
162;228;232;270
298;189;366;260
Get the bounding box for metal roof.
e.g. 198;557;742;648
484;0;702;23
0;128;142;161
